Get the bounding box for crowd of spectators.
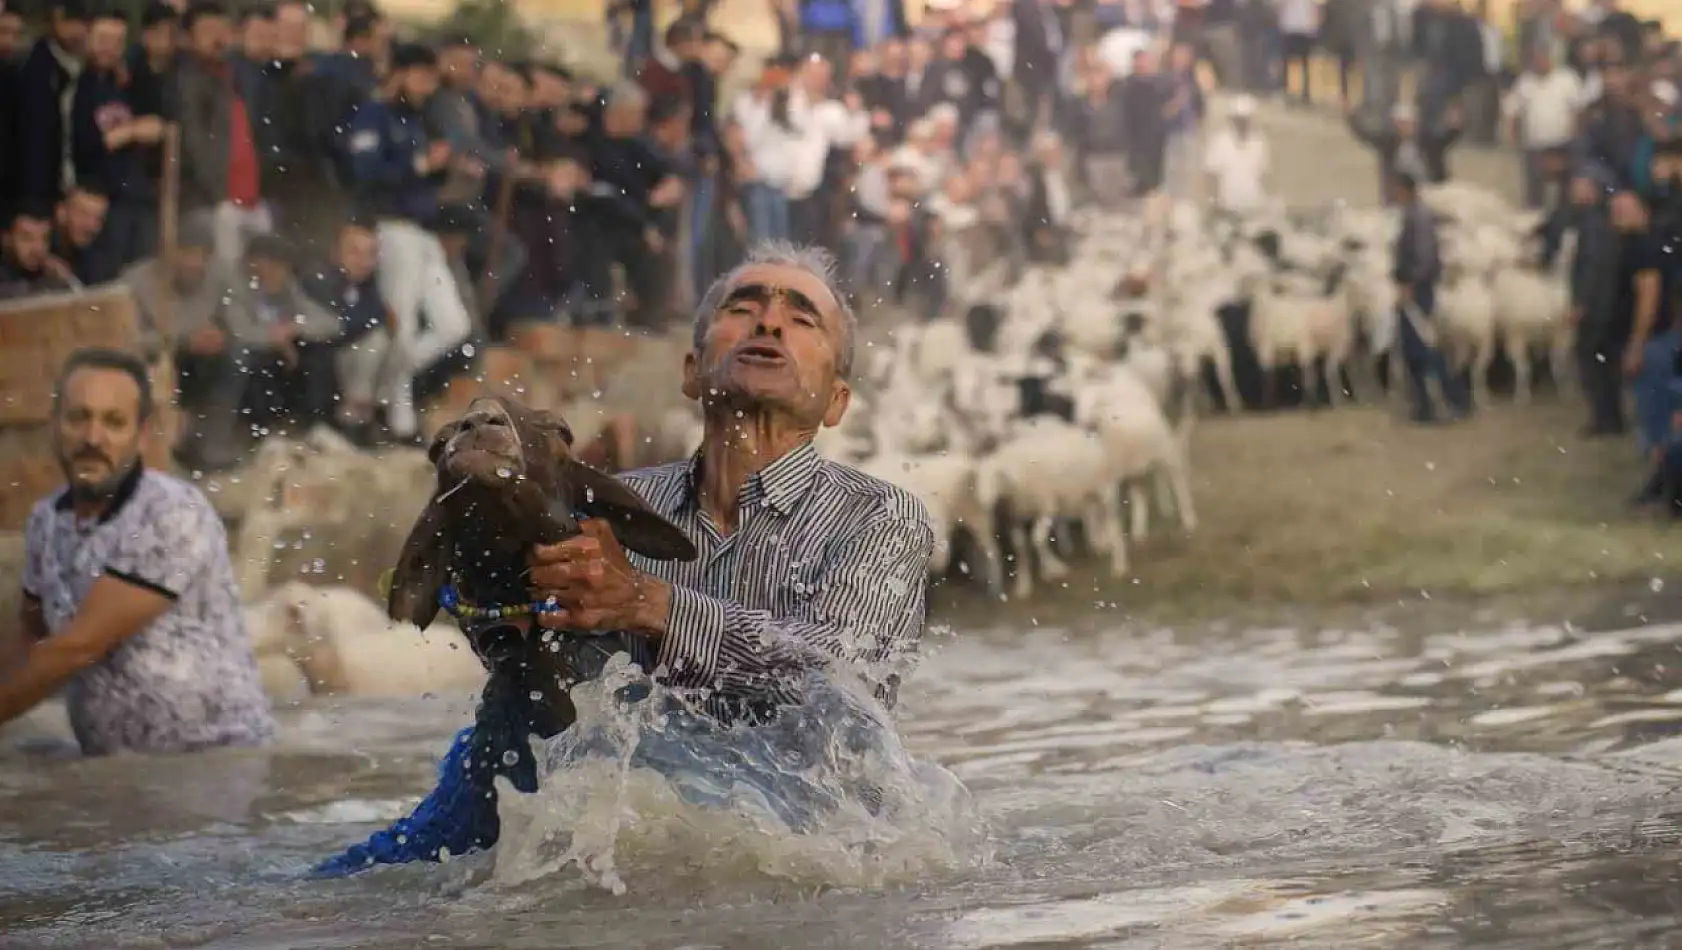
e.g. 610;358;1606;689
0;0;1677;497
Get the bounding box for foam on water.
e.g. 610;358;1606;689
488;654;989;895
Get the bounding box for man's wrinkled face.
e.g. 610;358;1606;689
55;367;146;502
88;18;127;70
60;191;109;248
683;263;850;427
6;216;51;270
337;227;378;282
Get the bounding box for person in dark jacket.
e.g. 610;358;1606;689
16;0;93;215
302;221;392;442
0;2;25;224
1118;47;1172;198
0;210;76;298
72;9;164;274
1391;172;1470;424
344;42;473;443
52;184;116;285
101;2;177;267
1558;172;1628;437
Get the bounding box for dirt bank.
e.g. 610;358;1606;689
931;401;1675;626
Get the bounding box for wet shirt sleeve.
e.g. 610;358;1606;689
656;516;937;706
103;495;218;600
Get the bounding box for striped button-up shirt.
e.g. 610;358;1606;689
617;441;936;718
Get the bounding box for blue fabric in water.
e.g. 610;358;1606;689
311;653;892;878
311;688;542;878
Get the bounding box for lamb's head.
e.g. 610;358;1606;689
388;395;698;629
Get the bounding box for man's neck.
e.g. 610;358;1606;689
695;408;811;531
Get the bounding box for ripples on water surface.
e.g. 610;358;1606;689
9;608;1682;949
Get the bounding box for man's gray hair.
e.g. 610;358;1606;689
693;240;858;380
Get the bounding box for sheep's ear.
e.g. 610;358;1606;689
389;498;452;628
562;460;698;562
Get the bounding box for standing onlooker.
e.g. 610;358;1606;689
1562;172;1626;438
176;0;271;269
16;0;92;216
1577;59;1647;190
0;1;23;222
1462;0;1503;145
1011;0;1065;135
1075;57;1128;208
345;43;474;443
1278;0;1318;106
1118;48;1171;202
1203;94;1269;214
1609;190;1679;470
1349;100;1463;202
1503;46;1583;209
1391;171;1469;424
108;2;177;267
1161;41;1204;202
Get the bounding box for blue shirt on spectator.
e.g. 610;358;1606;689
345;98;446;226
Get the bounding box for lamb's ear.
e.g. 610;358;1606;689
562;460;698;562
388;498;452;628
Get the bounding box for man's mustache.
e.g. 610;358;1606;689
70;450;111;466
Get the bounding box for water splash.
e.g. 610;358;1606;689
490;655;989;894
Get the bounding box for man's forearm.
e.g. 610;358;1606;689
0;638;96;725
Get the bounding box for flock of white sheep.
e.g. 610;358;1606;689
663;182;1571;600
244;180;1576;697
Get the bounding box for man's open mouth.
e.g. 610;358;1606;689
735;343;789;366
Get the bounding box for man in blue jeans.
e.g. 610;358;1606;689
1391;172;1471;424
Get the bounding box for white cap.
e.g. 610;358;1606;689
1229;94;1256;118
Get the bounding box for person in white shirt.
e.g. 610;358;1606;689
1502;45;1584;209
784;54;870;246
1203;94;1270;215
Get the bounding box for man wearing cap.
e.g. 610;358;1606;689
1203;94;1269;215
346;42;475;443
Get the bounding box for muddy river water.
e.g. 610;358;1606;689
7;593;1682;949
